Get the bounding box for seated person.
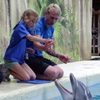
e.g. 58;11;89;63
3;9;53;81
25;4;70;80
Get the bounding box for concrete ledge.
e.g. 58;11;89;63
0;60;100;100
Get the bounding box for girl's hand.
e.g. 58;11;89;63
27;48;35;54
45;39;54;51
45;39;54;46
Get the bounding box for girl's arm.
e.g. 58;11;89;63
26;34;47;42
26;34;54;46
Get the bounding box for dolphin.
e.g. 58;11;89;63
55;73;93;100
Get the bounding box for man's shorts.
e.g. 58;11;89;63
4;60;19;69
25;56;57;74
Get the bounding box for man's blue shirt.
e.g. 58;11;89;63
26;16;54;57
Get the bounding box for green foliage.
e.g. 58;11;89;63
0;28;12;63
0;49;3;63
85;0;89;5
67;50;80;61
66;6;79;49
58;3;80;61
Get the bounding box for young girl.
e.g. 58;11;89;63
4;9;53;81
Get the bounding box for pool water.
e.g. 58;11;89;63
51;83;100;100
89;83;100;100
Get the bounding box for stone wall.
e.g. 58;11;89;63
0;0;28;62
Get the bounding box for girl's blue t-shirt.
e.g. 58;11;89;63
4;21;30;64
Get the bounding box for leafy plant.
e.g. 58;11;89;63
64;5;80;60
0;49;3;63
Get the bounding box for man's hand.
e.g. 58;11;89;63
58;54;70;63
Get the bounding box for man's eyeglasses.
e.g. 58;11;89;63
50;16;58;20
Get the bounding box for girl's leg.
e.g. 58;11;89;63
9;70;27;80
10;63;36;81
36;74;53;80
21;63;36;79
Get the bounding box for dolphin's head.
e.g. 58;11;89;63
70;73;93;100
55;73;93;100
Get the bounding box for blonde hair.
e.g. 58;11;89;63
46;3;62;16
20;9;38;23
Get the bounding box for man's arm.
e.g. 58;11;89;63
34;40;59;57
46;49;70;64
33;36;70;64
46;50;59;58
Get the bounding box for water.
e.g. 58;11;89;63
51;83;100;100
89;83;100;100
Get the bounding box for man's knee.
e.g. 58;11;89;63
59;69;64;78
51;69;59;79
